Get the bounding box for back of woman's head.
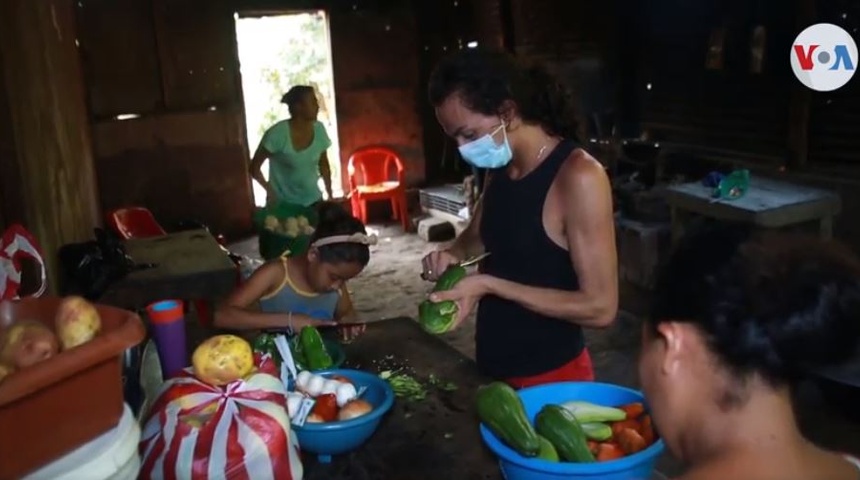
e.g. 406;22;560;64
427;48;578;139
310;202;371;267
651;222;860;387
281;85;314;110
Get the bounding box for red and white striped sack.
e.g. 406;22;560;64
139;370;303;480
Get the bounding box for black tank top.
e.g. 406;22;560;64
477;139;585;379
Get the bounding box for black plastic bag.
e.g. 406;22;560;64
58;228;139;300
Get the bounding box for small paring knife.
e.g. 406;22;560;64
459;252;491;267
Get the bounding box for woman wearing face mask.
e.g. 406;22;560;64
420;49;618;387
643;224;860;480
250;85;334;206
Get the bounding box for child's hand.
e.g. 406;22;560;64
291;313;336;331
337;322;366;343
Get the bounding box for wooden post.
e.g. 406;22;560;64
0;0;101;293
786;0;816;169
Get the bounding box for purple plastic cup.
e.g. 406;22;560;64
145;299;188;379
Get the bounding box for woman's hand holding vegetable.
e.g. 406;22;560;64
427;273;489;329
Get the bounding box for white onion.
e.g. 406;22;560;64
295;370;313;390
306;375;325;396
321;379;341;396
335;382;357;407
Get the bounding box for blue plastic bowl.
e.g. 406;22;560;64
293;369;394;463
480;382;665;480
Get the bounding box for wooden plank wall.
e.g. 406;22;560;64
0;0;101;291
413;0;483;184
76;0;251;238
631;0;797;165
806;0;860;169
505;0;617;142
0;47;21;230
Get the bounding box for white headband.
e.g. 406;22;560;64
310;233;378;248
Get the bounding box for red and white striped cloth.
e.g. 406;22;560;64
0;224;46;301
139;370;303;480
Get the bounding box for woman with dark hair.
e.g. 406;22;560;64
643;223;860;479
215;202;372;336
250;85;334;206
420;48;618;387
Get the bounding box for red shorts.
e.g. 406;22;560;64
504;348;594;389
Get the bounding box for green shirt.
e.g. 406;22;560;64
262;120;332;206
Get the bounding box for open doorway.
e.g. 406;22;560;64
235;11;341;207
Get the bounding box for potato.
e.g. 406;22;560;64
55;296;102;350
0;363;15;383
0;320;59;368
192;334;254;386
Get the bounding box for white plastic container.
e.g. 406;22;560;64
23;403;140;480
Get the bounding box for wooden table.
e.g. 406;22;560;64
98;229;237;310
663;176;841;243
304;317;500;480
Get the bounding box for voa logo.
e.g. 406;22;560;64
791;23;858;92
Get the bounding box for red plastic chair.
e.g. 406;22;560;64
106;207;166;239
105;207;213;327
347;147;409;231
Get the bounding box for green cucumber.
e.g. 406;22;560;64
535;404;595;463
561;401;627;423
536;435;559;461
581;422;613;441
476;382;540;457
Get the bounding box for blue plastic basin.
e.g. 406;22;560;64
480;382;665;480
293;369;394;463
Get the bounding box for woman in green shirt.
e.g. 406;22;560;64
250;85;334;206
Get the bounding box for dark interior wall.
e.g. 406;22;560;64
627;0;796;162
619;0;860;171
77;0;251;238
507;0;617;141
0;48;21;229
326;1;424;188
75;0;426;238
615;0;860;245
413;0;619;183
413;0;485;185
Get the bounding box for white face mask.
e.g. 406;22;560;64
457;123;513;169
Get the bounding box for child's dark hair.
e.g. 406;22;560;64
651;222;860;388
427;48;578;140
311;201;370;267
281;85;315;111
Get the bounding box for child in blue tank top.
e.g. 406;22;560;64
215;202;374;339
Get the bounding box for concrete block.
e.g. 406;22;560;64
417;217;456;242
616;216;671;290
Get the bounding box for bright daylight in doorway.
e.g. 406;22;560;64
235;11;342;207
